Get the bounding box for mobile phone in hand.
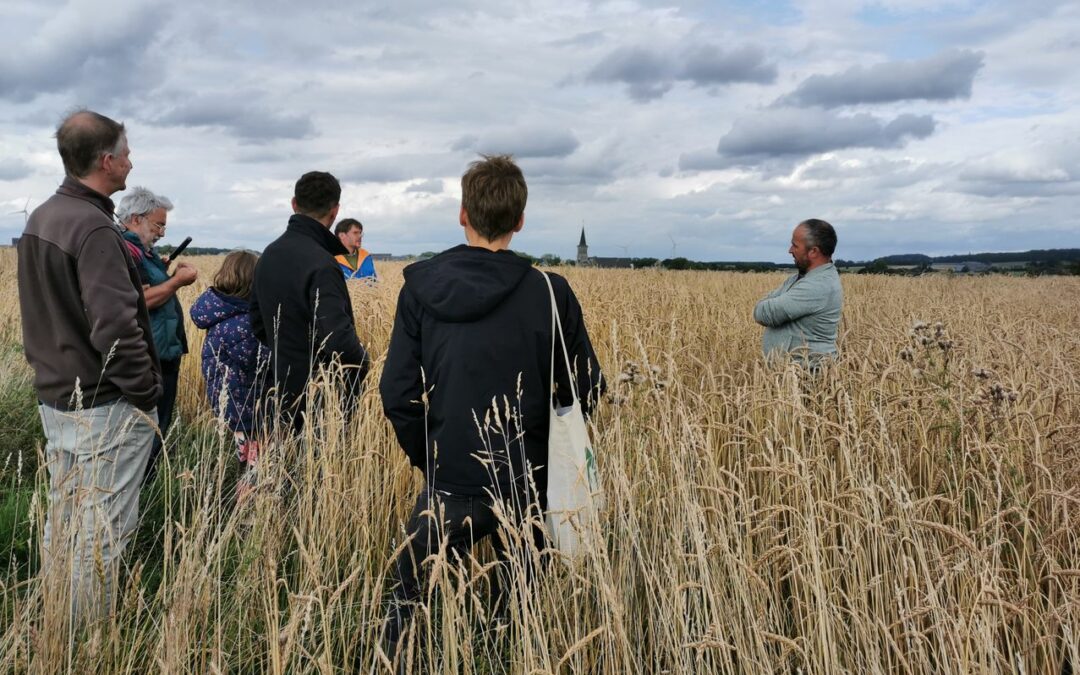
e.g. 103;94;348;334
170;236;193;260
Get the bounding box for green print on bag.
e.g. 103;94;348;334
585;444;599;492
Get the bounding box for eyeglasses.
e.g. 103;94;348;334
142;215;166;231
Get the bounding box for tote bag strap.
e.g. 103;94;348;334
540;271;580;406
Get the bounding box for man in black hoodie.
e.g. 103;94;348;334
379;155;605;650
251;171;370;432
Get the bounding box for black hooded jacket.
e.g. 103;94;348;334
380;245;605;496
250;214;370;413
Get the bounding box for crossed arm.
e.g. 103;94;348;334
753;279;823;327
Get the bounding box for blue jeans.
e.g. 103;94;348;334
39;399;157;624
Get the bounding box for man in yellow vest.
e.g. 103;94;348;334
333;218;376;280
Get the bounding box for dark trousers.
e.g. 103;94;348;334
386;485;545;648
267;368;362;436
143;358;180;484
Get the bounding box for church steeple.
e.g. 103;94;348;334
577;226;589;265
579;227;587;247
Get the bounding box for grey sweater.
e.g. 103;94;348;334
753;263;843;359
18;177;161;411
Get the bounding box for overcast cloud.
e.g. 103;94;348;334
1;0;1078;262
586;44;777;102
718;110;936;159
780;49;985;108
451;127;580;158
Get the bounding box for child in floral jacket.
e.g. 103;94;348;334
190;251;269;495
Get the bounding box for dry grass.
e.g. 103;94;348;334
0;247;1078;673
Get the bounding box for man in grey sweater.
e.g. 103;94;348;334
753;219;843;362
18;110;160;624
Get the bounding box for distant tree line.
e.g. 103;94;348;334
161;245;1080;276
836;248;1080;268
157;244;235;256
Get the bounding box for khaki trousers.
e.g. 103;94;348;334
38;399;157;624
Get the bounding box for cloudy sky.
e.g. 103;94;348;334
1;0;1078;262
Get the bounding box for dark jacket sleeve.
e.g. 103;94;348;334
379;286;427;469
78;227;162;411
552;275;606;416
310;265;370;383
249;273;267;347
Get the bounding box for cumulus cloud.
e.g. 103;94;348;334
547;30;606;48
405;178;444;194
451;126;580;158
678;148;736;172
0;1;1076;261
153;92;315;143
0;159;33;182
586;47;674;102
0;0;169;102
951;150;1079;197
781;49;984;108
715;108;936;161
339;153;463;185
586;44;776;102
678;45;778;87
792;155;941;190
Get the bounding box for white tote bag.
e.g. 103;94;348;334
540;272;602;559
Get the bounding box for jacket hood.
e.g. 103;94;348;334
403;245;533;322
191;287;251;329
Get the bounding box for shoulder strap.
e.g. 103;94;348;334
540;271;579;405
124;240;144;262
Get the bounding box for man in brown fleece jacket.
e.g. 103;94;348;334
17;110;161;624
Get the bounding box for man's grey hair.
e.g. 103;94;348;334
55;109;126;178
799;218;837;258
117;186;174;223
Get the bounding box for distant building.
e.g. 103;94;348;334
10;237;19;247
577;227;589;265
951;261;992;274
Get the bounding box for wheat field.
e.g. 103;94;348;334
0;248;1078;673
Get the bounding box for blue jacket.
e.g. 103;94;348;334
122;230;187;362
335;249;377;280
190;288;269;432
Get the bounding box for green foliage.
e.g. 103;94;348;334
661;257;691;270
935;248;1080;264
858;260;892;275
660;257;782;272
0;352;41;483
0;485;37;580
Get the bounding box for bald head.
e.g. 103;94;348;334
55;110;126;179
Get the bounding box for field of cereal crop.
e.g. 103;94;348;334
0;247;1078;673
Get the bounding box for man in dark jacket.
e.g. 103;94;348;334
17;110;161;623
379;154;605;652
250;171;370;432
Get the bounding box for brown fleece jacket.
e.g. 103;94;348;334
17;177;162;411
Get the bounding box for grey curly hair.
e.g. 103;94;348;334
116;186;173;224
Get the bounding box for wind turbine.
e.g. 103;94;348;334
668;234;677;259
6;198;30;224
